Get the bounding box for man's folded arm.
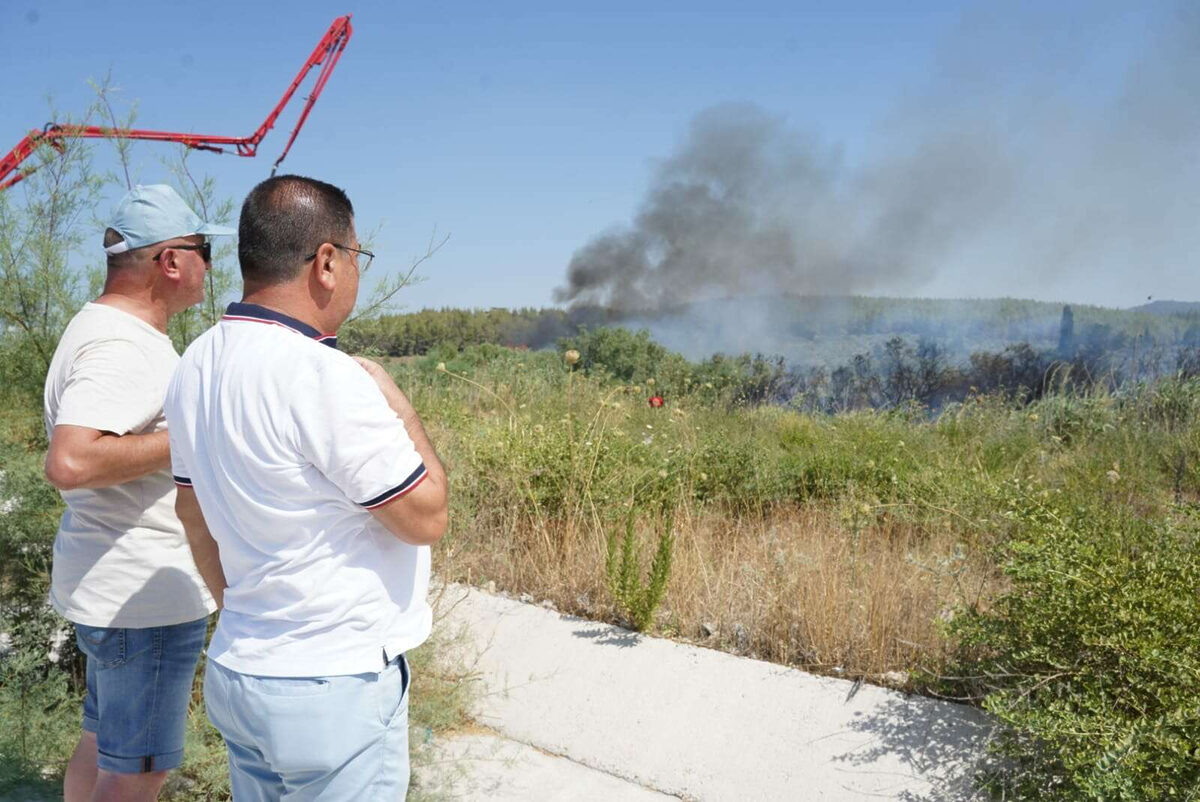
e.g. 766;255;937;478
297;355;449;547
366;460;448;546
44;425;169;490
45;337;166;490
358;359;449;546
175;485;226;609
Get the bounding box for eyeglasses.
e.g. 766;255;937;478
153;242;212;263
304;242;374;272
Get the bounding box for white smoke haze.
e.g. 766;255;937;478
555;2;1200;312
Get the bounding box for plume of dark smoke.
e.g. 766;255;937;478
556;2;1200;312
555;104;855;310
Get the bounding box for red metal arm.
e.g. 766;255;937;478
0;15;353;191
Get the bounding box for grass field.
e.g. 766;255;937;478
4;335;1199;799
389;342;1200;684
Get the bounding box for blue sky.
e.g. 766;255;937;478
1;1;1182;310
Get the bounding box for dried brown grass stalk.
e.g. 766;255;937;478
436;501;999;681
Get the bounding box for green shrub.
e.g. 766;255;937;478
942;482;1200;800
606;505;675;632
0;421;77;795
559;327;693;395
692;352;793;406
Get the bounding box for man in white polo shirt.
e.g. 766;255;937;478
164;174;448;800
43;185;231;801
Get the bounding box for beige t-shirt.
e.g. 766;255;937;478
43;302;215;627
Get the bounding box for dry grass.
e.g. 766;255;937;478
397;347;1200;690
437;501;999;682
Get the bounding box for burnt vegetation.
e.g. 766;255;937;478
342;298;1200;412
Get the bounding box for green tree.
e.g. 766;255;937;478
0;107;104;408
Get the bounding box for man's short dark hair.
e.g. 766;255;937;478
103;228;137;270
238;175;354;286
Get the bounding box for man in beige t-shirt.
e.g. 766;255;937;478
43;185;232;802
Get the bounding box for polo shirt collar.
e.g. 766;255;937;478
222;302;338;349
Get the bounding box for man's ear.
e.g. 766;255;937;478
311;242;338;293
156;249;183;282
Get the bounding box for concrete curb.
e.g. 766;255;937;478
440;584;994;801
430;731;677;800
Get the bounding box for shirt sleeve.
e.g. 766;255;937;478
53;338;163;435
162;365;193;488
169;448;193;487
292;355;426;509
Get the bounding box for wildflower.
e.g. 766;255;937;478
645;424;653;430
699;472;708;481
649;395;665;408
1106;469;1120;484
436;362;447;373
658;469;668;479
646;378;656;387
564;349;580;366
533;424;544;434
704;382;714;389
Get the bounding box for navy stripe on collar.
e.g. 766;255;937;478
222;302;338;349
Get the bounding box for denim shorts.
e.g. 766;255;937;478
75;618;208;774
204;654;411;801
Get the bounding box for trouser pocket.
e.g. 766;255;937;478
75;624;126;669
376;654;410;727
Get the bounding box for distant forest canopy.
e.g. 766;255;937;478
338;295;1200;412
342;294;1200;364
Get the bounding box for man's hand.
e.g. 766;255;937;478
353;356;414;416
352;355;391;383
351;356;450;546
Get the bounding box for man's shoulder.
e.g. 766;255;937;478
59;304;129;343
228;320;361;375
55;320;159;368
177;321;357;385
70;302;172;347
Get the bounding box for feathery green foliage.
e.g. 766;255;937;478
606;505;675;632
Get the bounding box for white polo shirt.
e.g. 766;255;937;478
164;302;430;677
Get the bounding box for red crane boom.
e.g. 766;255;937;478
0;15;353;191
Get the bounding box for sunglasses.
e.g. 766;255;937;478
153;241;212;263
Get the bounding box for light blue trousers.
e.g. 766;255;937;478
204;655;410;801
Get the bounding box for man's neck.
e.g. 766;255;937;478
94;290;170;333
240;287;334;335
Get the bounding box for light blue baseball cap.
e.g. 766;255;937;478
103;184;235;255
